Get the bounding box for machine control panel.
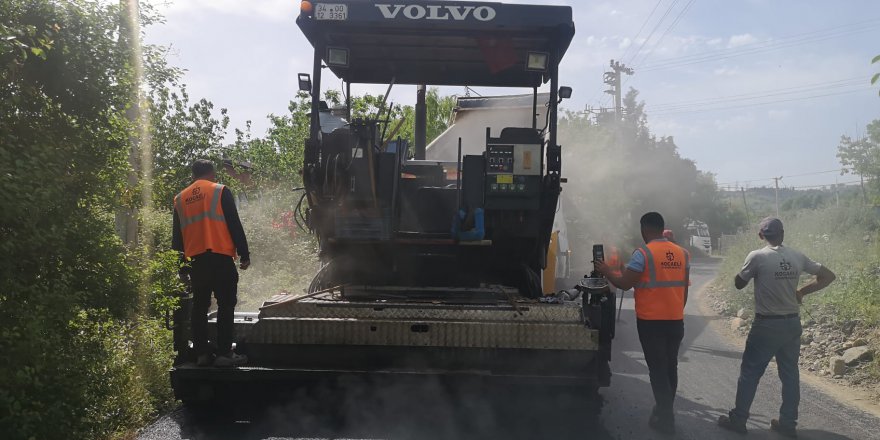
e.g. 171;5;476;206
484;143;542;209
486;144;541;176
487;145;515;173
488;175;529;193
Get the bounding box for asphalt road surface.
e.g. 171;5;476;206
140;260;878;439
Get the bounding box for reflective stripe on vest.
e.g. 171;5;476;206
636;244;690;288
633;240;689;321
175;181;235;258
176;184;226;227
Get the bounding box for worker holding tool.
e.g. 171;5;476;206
595;212;689;435
606;244;624;279
603;242;629;322
718;217;835;438
173;159;251;367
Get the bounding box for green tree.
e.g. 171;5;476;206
347;87;456;147
1;1;176;438
837;119;880;202
425;87;457;142
150;87;230;209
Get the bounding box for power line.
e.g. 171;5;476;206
720;180;861;191
619;0;665;63
784;169;847;179
648;87;871;116
646;77;866;112
620;0;696;95
641;19;880;70
638;18;880;72
786;180;862;190
633;0;697;68
600;0;680;108
718;179;774;187
717;169;846;187
625;0;680;67
589;1;665;108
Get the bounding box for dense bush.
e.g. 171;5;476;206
1;1;177;438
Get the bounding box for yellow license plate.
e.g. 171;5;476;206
496;174;513;184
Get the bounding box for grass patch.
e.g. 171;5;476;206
712;206;880;324
234;194;320;310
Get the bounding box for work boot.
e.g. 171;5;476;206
213;351;247;367
770;419;798;438
717;414;748;434
648;414;675;436
648;407;675;436
196;353;213;367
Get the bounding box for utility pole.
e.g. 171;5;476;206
741;187;751;226
773;176;782;217
603;59;634;120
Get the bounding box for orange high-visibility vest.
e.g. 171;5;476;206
174;180;235;258
633;240;689;320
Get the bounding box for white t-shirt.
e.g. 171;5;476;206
738;245;822;315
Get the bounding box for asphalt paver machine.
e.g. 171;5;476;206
171;0;615;413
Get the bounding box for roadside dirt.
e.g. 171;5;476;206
697;281;880;420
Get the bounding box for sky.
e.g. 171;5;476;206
146;0;880;189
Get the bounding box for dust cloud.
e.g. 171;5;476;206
233;192;321;310
558;113;706;276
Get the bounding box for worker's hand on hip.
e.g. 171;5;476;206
240;258;250;270
796;290;804;304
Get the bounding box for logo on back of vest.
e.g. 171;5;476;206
185;187;204;204
661;251;682;268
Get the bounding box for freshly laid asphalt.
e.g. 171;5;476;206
140;260;878;439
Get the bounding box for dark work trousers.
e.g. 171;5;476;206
637;319;685;419
190;252;239;355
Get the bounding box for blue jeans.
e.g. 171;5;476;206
730;316;802;428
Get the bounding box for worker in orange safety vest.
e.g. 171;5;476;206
173;159;251;367
595;212;690;435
